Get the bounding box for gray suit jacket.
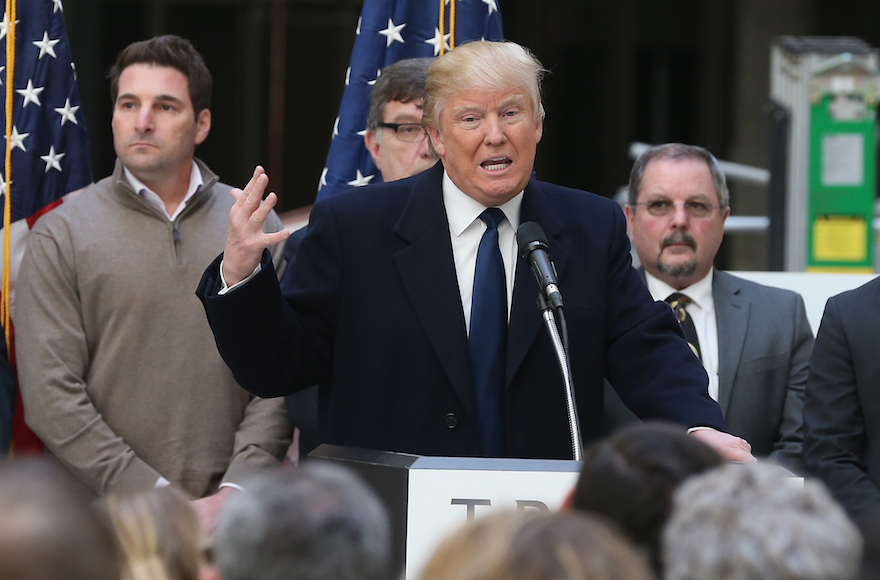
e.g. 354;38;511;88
604;269;812;473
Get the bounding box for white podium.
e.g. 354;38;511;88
309;445;581;579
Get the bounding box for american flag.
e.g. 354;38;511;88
1;0;92;454
316;0;503;201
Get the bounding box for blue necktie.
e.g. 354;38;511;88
469;208;507;456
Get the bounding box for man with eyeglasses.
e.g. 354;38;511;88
604;143;811;473
282;58;436;459
364;57;437;182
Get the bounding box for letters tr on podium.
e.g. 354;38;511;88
310;445;581;579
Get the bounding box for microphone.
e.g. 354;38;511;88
517;222;563;309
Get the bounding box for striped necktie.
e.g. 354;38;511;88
666;292;702;361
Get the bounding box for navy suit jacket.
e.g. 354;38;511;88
197;163;725;459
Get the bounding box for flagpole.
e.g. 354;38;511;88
2;0;16;347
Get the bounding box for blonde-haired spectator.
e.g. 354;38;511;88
418;511;655;580
106;488;208;580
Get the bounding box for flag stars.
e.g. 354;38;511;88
34;31;61;59
347;170;374;188
379;18;406;47
367;70;381;86
332;117;340;139
426;28;451;56
41;146;65;173
482;0;498;14
53;0;64;13
17;80;45;108
345;67;351;85
6;126;29;152
54;99;79;126
356;17;361;35
0;13;19;41
318;167;328;191
0;65;5;85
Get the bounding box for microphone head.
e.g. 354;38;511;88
517;222;549;260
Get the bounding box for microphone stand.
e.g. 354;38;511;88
536;294;583;461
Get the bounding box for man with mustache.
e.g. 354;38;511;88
606;143;811;473
15;36;291;527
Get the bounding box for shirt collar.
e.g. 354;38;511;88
442;169;523;234
123;160;204;219
645;268;715;313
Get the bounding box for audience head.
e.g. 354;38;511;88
624;143;730;290
105;488;207;580
663;462;862;580
0;458;119;580
210;463;391;580
417;510;655;580
364;57;437;182
569;422;722;574
423;41;546;208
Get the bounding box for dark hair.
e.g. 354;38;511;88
109;35;212;114
366;57;434;131
628;143;729;208
571;422;722;574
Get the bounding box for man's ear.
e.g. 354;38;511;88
364;130;383;170
194;109;211;145
425;126;445;158
624;202;634;231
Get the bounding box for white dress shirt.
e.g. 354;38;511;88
645;269;719;402
123;160;203;221
442;170;522;335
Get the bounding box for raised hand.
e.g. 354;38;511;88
222;166;290;286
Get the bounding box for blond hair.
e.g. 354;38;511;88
106;488;207;580
418;511;655;580
422;40;546;130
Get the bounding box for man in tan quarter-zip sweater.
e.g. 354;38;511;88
14;36;290;531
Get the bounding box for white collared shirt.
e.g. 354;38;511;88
645;269;719;402
442;170;522;335
123;160;204;221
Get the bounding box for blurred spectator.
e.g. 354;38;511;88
664;462;861;580
417;510;655;580
206;463;391;580
0;458;119;580
568;422;722;574
106;488;208;580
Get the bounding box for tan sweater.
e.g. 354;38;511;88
15;159;291;498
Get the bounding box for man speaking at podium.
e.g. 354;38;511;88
197;41;753;462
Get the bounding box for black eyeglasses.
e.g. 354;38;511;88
377;122;427;143
632;200;722;219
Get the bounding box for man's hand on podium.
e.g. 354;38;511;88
689;428;756;463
